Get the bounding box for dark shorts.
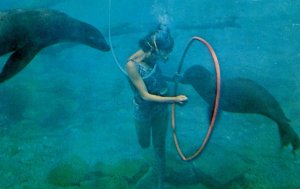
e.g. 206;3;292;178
133;100;168;122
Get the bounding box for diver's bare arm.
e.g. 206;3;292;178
126;61;187;104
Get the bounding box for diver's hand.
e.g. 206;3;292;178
174;95;188;104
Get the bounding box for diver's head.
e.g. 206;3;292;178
139;24;174;62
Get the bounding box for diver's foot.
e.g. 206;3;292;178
280;144;293;155
293;148;299;161
134;167;160;189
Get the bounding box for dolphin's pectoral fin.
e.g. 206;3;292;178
0;45;42;83
278;122;300;155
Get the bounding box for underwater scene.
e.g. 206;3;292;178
0;0;299;188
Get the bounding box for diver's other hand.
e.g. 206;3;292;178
174;95;188;104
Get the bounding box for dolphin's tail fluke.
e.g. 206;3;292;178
278;122;300;153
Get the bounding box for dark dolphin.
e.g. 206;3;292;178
181;65;300;153
0;9;110;83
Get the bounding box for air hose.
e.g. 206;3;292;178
108;0;128;75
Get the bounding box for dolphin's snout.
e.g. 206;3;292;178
102;43;111;51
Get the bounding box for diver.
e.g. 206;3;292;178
126;24;188;189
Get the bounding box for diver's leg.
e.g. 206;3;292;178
134;119;155;189
135;119;151;148
152;111;169;189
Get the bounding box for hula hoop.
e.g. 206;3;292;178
171;36;221;161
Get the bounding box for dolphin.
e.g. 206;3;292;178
0;9;110;83
181;65;300;154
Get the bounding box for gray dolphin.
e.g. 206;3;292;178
0;9;110;83
181;65;300;153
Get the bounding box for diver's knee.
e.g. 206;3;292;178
152;138;166;151
138;138;150;149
